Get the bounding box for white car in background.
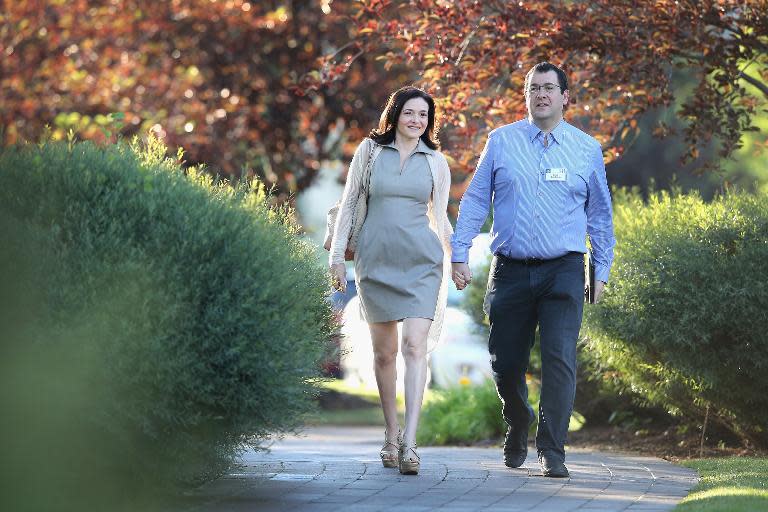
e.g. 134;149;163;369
428;305;492;388
340;298;492;392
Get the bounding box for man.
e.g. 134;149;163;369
451;62;615;478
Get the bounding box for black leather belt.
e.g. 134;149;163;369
498;252;580;266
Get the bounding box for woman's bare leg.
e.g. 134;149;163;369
401;317;432;446
368;321;400;437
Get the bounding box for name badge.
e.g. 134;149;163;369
545;168;567;181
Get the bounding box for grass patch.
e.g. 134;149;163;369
676;457;768;511
308;379;406;426
308;407;388;426
319;379;386;404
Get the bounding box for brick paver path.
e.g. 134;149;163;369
178;426;698;512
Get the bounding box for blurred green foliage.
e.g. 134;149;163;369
417;380;509;446
583;188;768;448
0;136;335;511
417;378;585;446
607;88;768;200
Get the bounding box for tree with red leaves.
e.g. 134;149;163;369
305;0;767;185
0;0;411;199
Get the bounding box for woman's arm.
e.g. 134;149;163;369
435;152;454;257
329;139;370;266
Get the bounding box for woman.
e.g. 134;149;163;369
330;86;453;475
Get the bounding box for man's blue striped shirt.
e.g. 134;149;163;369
451;119;616;282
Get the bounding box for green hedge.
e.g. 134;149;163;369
0;137;334;509
584;189;768;447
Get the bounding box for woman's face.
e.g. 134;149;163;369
395;97;429;142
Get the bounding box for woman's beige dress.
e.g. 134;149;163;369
355;139;443;322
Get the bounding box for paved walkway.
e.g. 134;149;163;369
178;426;698;512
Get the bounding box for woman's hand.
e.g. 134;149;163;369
330;263;347;293
451;262;472;290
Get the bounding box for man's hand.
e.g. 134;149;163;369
330;263;347;293
451;262;472;290
594;280;606;303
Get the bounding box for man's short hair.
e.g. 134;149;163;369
524;62;569;93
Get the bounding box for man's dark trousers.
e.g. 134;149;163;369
486;251;585;462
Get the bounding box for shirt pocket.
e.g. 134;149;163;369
543;168;588;211
541;170;570;210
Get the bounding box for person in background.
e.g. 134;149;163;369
330;86;453;475
451;62;616;478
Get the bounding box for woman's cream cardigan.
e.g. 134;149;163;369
330;137;453;350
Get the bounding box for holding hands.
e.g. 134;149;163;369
451;262;472;290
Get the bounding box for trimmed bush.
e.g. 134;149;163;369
0;137;334;509
584;189;768;447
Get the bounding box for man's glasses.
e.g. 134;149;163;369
527;83;561;95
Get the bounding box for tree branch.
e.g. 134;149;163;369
454;16;486;67
738;71;768;98
322;40;358;62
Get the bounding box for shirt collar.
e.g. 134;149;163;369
416;138;435;155
526;119;566;146
384;138;435;155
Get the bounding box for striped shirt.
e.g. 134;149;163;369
451;119;616;282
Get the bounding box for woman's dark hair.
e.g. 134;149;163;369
524;61;569;93
369;86;439;150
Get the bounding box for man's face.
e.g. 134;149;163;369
526;70;569;124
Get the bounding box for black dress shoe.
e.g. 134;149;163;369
538;451;569;478
503;425;529;468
